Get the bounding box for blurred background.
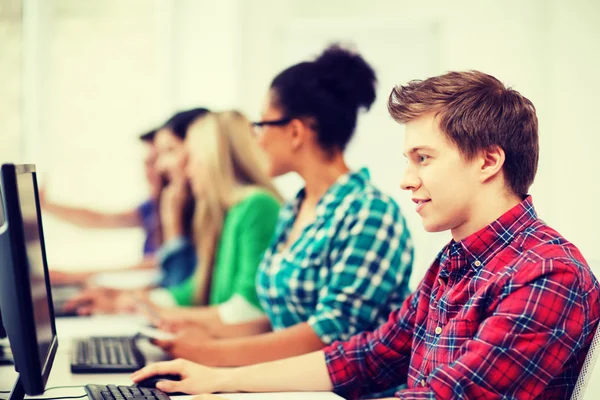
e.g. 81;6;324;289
0;0;599;292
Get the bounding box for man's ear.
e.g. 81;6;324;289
479;145;505;183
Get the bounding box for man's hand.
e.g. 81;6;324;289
131;359;229;395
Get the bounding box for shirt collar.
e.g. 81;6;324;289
448;195;538;271
291;167;371;217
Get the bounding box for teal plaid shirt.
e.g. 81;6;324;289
257;168;414;344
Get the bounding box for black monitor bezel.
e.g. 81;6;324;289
0;163;58;396
0;180;5;340
0;308;6;339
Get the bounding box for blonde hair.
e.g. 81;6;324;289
185;110;282;304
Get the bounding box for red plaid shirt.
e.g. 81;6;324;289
325;197;600;399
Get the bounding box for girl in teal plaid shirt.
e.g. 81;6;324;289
149;45;414;368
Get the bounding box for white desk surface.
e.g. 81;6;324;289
0;316;342;400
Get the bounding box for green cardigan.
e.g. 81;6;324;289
166;190;280;307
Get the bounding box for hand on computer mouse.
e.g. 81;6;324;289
135;374;183;392
131;359;226;395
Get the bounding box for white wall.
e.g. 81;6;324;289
23;0;160;268
21;0;600;284
0;0;22;163
546;0;600;267
7;0;600;395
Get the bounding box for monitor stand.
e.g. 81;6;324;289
0;343;13;365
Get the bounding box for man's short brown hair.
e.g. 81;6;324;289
388;70;538;196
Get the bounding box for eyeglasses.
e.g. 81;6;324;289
251;117;293;128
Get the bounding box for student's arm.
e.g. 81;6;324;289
90;255;157;273
206;315;272;338
154;306;272;338
50;256;156;286
323;295;416;398
41;201;141;228
138;292;419;396
154;321;325;366
157;309;272;338
393;264;593;399
131;351;333;395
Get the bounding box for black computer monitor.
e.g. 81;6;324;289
0;186;14;366
0;164;58;400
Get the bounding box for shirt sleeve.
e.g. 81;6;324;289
217;293;265;324
136;199;153;219
307;196;413;344
230;192;280;309
324;290;419;399
396;262;590;399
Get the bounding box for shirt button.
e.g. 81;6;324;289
421;379;426;387
474;260;482;267
435;326;443;335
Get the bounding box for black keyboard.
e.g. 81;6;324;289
72;337;145;373
85;384;170;400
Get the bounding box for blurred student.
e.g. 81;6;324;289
43;129;162;286
132;71;600;400
153;108;211;288
66;111;282;327
58;108;209;308
149;45;414;367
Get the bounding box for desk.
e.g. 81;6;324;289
1;316;342;400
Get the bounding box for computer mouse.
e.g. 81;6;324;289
134;374;186;395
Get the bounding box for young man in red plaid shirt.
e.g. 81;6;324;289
132;71;600;399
